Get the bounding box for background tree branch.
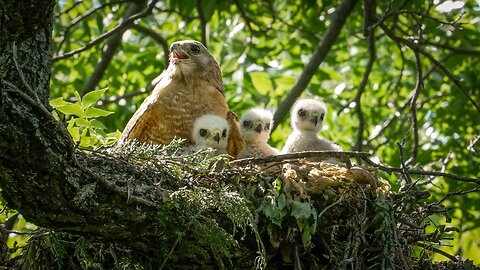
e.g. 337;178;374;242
53;0;158;61
81;1;147;96
272;0;358;130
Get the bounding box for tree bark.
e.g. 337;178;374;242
0;0;169;256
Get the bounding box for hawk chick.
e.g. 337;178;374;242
191;114;229;156
237;108;279;159
282;99;342;155
119;40;244;158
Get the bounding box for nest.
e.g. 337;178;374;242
229;157;473;270
2;143;477;270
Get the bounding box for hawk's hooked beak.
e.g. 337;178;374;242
170;43;190;62
309;113;319;126
212;130;221;143
254;123;262;134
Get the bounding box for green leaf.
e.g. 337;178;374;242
75;118;90;127
277;193;287;210
90;119;107;130
263;204;283;227
56;104;85;117
50;97;72;108
70;127;80;142
67;117;79;142
73;91;81;102
291;201;312;220
249;72;273;95
302;224;315;247
85;107;113;118
82;89;107;108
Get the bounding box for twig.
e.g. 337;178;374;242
418;40;480;56
55;0;131;55
318;195;344;220
99;87;151;105
272;0;358;131
379;22;480;113
230;151;372;166
354;27;376;152
415;242;458;262
231;0;256;35
195;0;208;47
360;156;480;184
407;50;422;165
367;54;451;144
159;211;204;270
434;188;480;205
159;233;181;270
0;227;32;236
55;0;84;17
131;23;170;67
54;0;159;61
11;43;42;104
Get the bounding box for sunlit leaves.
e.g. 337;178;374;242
50;89;119;148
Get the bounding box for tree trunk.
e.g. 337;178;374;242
0;0;167;256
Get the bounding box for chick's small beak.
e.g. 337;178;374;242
254;123;262;133
310;114;319;126
212;130;221;143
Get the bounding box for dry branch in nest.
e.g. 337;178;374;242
2;142;478;270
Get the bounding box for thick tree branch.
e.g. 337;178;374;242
81;1;146;96
273;0;358;130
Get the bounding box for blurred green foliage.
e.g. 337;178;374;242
3;0;479;264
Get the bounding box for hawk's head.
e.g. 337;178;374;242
169;40;219;73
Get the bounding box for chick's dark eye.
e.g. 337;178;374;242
264;123;270;131
243;120;252;128
297;109;307;117
199;129;208;137
222;129;227;138
320;113;325;121
191;45;200;54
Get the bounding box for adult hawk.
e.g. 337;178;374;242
119;40;244;158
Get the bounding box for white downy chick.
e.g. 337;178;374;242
237;108;279;159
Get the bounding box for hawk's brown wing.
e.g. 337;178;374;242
226;111;245;158
119;94;159;144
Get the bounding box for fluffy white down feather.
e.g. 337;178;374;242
237;108;279;159
190;114;230;156
282;99;342;162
